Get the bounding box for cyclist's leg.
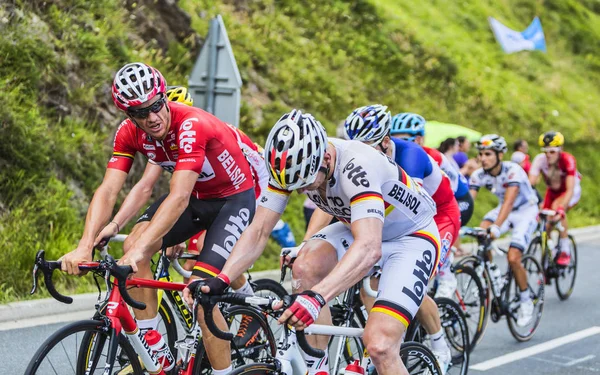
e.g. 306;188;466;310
125;194;202;325
192;188;256;372
506;205;538;293
434;205;461;299
366;221;440;375
293;222;348;374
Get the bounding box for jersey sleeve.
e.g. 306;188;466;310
529;154;543;176
339;152;386;223
563;153;577;176
506;164;523;187
174;116;207;174
395;147;432;185
257;183;291;214
108;120;136;172
469;168;483;191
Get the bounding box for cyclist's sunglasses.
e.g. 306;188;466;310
541;147;560;154
127;95;167;119
398;136;416;142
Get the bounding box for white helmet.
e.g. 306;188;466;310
476;134;508;153
344;104;391;146
265;110;328;190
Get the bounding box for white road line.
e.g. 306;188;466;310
566;354;596;367
470;326;600;371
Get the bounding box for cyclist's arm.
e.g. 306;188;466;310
313;217;383;301
469;188;478;200
529;154;543;186
221;205;282;280
528;173;540;187
131;169;199;255
303;207;334;241
111;162;163;230
78;169;128;250
494;185;519;228
469;169;482;200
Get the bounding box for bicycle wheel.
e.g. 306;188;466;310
453;265;487;351
251;278;288;298
252;278;288;342
555;235;577;300
506;255;545;342
193;305;276;374
227;362;279;374
405;298;469;375
331;311;365;374
25;319;143;374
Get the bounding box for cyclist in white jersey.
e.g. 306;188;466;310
470;134;539;327
185;110;440;375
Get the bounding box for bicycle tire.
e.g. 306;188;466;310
555;235;577;300
453;264;488;351
404;298;469;375
506;255;545;342
193;305;276;374
25;319;143;375
370;341;443;375
251;278;289;298
227;362;279;374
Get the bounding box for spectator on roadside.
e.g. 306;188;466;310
512;139;531;173
453;136;470;168
439;137;461;171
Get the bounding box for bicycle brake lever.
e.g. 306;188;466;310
30;263;40;295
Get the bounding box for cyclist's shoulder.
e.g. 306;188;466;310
169;102;224;131
113;118;137;143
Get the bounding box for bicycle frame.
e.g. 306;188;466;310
101;235;196;332
98;277;189;375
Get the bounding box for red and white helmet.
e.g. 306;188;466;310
112;62;167;111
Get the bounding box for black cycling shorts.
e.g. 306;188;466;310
456;192;474;227
137;188;256;278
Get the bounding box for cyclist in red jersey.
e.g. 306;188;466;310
60;63;255;374
529;131;581;267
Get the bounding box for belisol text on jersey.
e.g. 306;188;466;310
217;149;247;190
387;183;421;215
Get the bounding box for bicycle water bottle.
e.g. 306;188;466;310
489;264;502;295
345;360;365;375
145;329;175;371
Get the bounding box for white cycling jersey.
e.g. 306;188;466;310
259;138;440;329
469;161;538;208
259;138;437;240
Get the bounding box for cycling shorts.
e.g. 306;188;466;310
137;188;256;278
542;184;581;210
483;203;538;252
434;201;460;272
456;192;474;227
309;220;440;329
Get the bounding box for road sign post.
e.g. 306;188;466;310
188;15;242;126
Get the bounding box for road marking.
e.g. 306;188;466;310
0;310;94;331
565;354;596;367
470;326;600;371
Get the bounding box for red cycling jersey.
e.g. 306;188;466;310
108;102;254;199
530;151;580;193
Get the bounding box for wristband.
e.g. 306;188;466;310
110;221;120;233
216;273;231;285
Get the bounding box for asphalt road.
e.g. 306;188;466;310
2;239;598;374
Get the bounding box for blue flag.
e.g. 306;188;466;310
488;16;547;53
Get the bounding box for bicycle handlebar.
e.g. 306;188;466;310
31;250;146;310
187;285;326;358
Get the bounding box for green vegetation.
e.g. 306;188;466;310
1;0;599;301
